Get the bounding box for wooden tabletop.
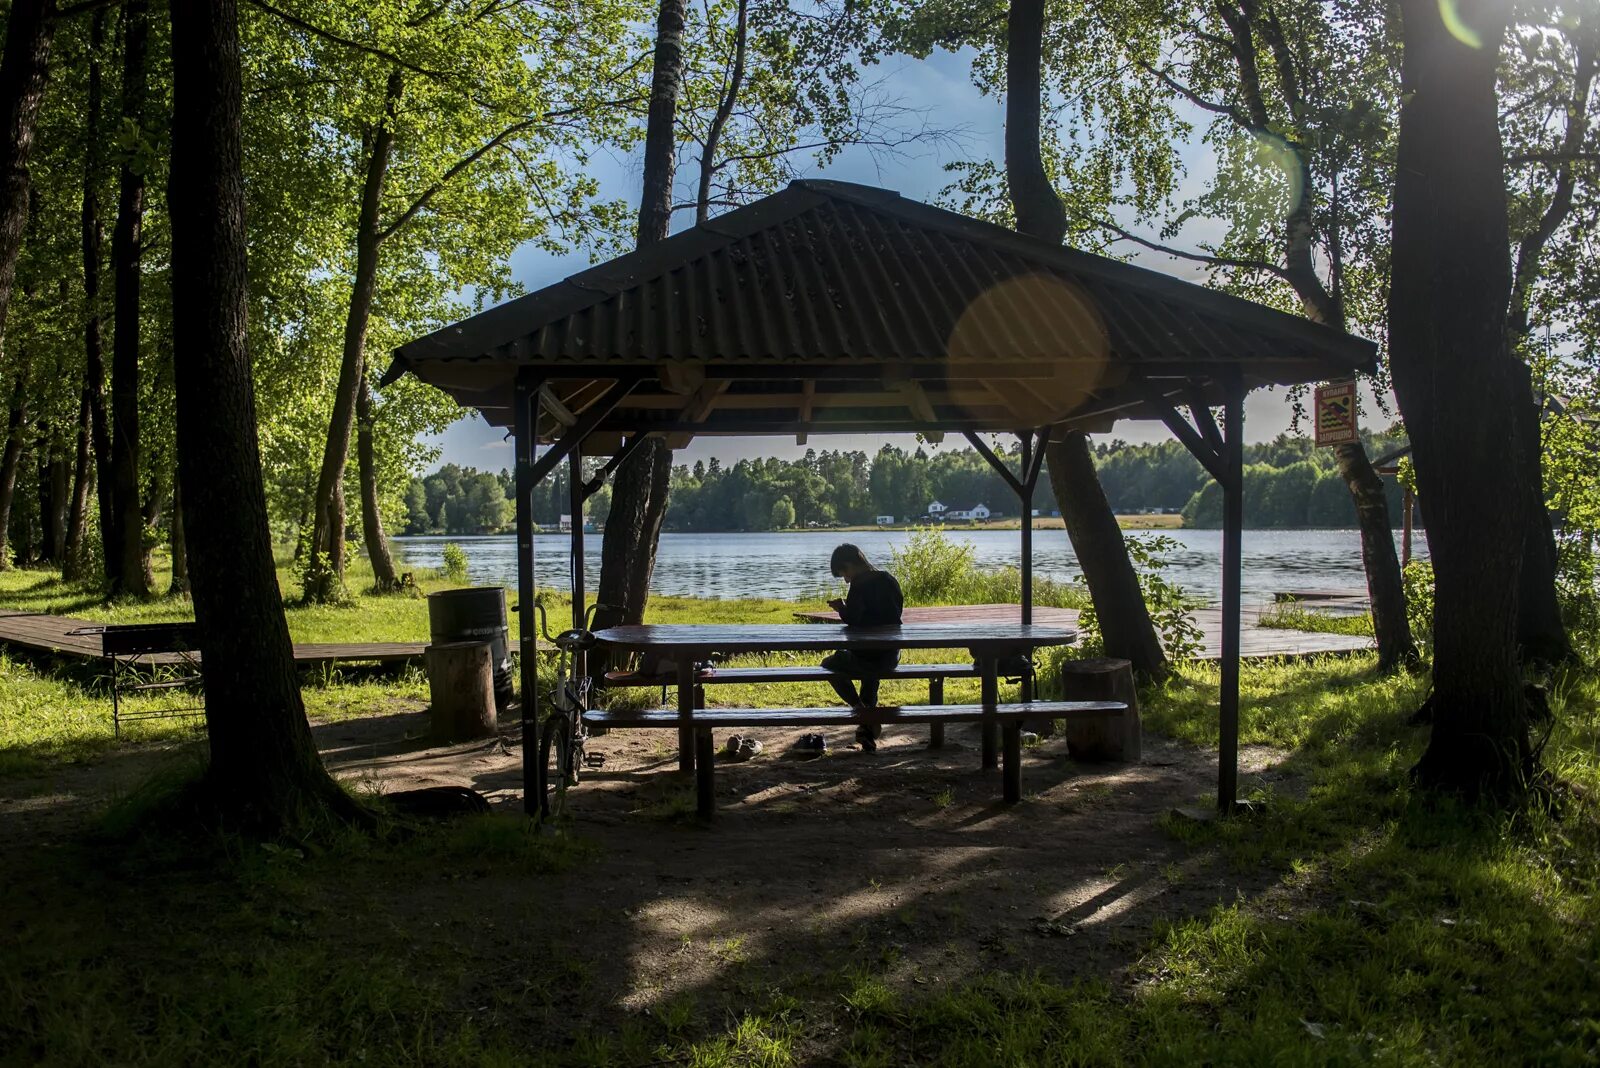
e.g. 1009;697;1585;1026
592;622;1078;655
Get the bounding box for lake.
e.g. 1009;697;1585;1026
391;528;1426;607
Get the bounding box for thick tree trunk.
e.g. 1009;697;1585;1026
109;0;152;597
356;378;399;591
0;0;52;381
1047;434;1168;678
62;390;92;579
595;0;684;649
1005;0;1167;677
1389;0;1529;799
1334;442;1416;670
0;367;25;568
168;0;362;830
307;74;399;600
81;11;113;581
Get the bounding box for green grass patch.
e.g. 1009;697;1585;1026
1257;602;1377;637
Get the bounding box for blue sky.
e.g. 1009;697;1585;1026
421;46;1380;474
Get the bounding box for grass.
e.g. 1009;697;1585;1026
4;559;1599;1064
1257;602;1377;637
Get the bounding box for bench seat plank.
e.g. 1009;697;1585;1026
583;700;1125;729
604;663;982;687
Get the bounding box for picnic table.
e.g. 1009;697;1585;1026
589;622;1121;816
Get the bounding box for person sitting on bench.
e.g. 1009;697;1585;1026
822;544;904;752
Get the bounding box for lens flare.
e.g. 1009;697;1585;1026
1438;0;1484;48
1250;130;1305;215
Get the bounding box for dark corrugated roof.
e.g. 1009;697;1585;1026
385;180;1376;443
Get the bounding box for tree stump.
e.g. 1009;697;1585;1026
426;640;497;742
1058;657;1141;762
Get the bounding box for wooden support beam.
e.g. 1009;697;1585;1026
1129;372;1227;484
537;384;577;427
519;379;639;490
1186;384;1226;456
797;379;815;445
658;362;706;396
964;431;1026;497
580;433;651;500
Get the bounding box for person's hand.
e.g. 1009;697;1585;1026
828;598;846;613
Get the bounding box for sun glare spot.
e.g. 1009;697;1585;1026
1438;0;1485;48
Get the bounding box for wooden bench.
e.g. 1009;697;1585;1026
603;662;1005;748
583;700;1127;818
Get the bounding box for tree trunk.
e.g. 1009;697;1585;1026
109;0;152;597
594;0;684;651
168;471;189;595
1047;433;1168;679
167;0;362;831
356;378;398;591
62;390;92;579
1005;0;1167;678
695;0;747;224
1389;0;1529;799
1334;442;1416;670
1509;363;1571;664
0;0;52;383
307;73;399;601
596;436;672;625
38;429;65;564
81;10;113;583
0;364;27;568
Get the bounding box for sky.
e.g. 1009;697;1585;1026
420;45;1387;474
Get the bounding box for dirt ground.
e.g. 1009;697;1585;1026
2;702;1294;1055
321;703;1291;1014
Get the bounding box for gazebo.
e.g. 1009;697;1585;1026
385;180;1377;813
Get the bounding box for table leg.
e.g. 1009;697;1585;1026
980;656;999;769
695;727;715;819
1003;722;1022;803
929;677;945;748
677;659;695;773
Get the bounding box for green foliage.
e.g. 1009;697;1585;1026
440;542;468;583
1069;535;1202;663
769;495;796;529
1403;560;1435;651
884;526;1087;610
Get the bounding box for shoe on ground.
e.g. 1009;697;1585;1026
738;737;763;759
722;733;745;758
791;732;828;759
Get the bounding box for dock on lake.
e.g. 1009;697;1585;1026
793;603;1372;661
0;611;426;669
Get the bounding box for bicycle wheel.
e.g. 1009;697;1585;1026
539;711;574;821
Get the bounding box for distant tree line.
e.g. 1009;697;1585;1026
404;429;1413;535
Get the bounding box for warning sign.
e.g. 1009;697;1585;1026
1315;381;1358;446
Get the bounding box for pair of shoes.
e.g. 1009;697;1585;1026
854;724;878;753
793;733;828;758
721;734;764;761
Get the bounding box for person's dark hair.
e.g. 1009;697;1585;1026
830;543;873;578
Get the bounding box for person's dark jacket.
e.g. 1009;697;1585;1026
839;569;903;628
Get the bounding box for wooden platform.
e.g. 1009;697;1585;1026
795;603;1372;661
0;612;426;668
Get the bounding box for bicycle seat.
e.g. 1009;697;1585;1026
554;628;598;652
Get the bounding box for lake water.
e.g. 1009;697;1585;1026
391;528;1427;607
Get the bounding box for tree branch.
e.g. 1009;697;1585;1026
242;0;449;80
1095;215;1294;281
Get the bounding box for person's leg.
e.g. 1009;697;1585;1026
855;651;898;745
821;650;861;707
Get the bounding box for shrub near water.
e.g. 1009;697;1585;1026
886;527;1086;609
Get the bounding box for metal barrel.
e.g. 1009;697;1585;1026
426;587;512;707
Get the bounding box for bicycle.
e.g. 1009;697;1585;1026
533;600;609;820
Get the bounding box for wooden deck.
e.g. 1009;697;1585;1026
794;603;1372;661
0;612;426;668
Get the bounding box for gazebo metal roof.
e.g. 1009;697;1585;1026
385;179;1375;452
387;179;1381;820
